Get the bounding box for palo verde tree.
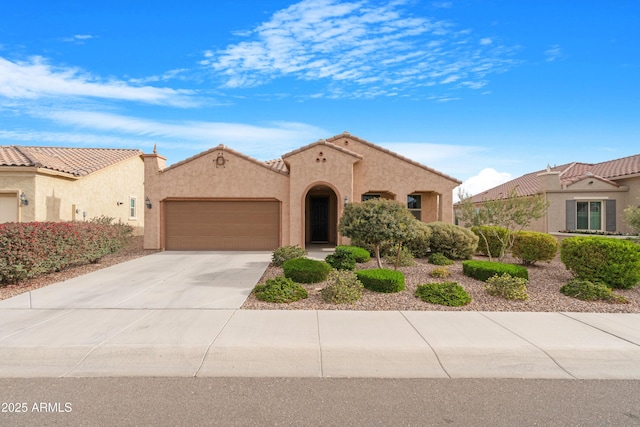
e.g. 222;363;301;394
457;187;550;262
339;198;418;268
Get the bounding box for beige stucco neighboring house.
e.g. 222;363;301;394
461;153;640;235
0;146;145;233
143;132;462;250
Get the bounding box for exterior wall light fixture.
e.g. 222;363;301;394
344;196;349;207
145;197;152;209
20;192;28;206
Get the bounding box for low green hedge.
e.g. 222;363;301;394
462;260;528;282
560;279;627;303
415;282;471;306
336;245;371;263
428;253;454;266
282;258;332;283
254;276;308;303
355;268;405;293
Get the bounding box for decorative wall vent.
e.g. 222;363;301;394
215;152;227;168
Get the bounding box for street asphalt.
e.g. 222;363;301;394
0;251;638;379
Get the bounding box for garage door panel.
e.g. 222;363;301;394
164;200;280;251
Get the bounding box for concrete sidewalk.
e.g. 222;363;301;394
0;309;638;379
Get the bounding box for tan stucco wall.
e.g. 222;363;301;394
284;144;359;246
0;156;144;231
143;148;290;249
329;136;459;223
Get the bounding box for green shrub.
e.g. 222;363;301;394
350;238;395;258
415;282;471;306
462;260;529;282
405;221;432;258
0;221;133;284
384;245;416;267
471;225;510;258
325;247;357;270
511;231;558;265
560;236;640;289
335;245;371;263
428;252;454;266
320;270;364;304
560;279;627;303
425;222;479;260
430;267;451;278
282;258;332;283
272;245;307;267
485;273;529;300
355;269;405;293
253;276;308;303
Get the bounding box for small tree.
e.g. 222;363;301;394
624;200;640;234
339;199;418;268
457;187;549;262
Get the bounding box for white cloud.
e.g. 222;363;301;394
204;0;518;98
455;168;512;199
0;56;198;107
33;110;327;160
545;44;565;62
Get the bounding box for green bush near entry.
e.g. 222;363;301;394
253;276;308;303
355;269;405;293
425;222;478;260
325;247;357;271
271;245;307;267
282;258;332;284
462;260;529;282
415;282;471;306
320;270;364;304
336;245;371;263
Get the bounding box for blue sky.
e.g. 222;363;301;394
1;0;638;195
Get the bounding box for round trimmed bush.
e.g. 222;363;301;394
485;273;529;300
272;245;307;266
560;236;640;289
511;231;558;265
355;268;405;293
325;247;357;270
282;258;332;283
320;270;364;304
335;245;370;263
472;225;509;258
253;276;308;303
560;279;627;303
415;282;471;306
428;252;454;266
425;222;478;260
405;221;432;258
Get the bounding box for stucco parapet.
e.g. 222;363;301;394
326;132;461;185
160;144;289;176
281;139;363;161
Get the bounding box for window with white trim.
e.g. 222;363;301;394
129;197;137;219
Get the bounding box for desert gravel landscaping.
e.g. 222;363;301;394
242;255;640;313
1;238;638;312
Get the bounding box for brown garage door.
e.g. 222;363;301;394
164;200;280;250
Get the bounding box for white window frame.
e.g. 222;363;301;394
575;200;602;231
129;196;137;220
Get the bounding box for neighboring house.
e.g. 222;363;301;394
462;153;640;235
143;132;461;250
0;146;145;233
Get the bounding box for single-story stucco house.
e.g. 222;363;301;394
461;153;640;235
143;132;462;251
0;146;145;233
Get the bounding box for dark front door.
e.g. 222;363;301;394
310;196;329;242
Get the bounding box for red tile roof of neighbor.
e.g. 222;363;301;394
0;146;143;177
469;153;640;203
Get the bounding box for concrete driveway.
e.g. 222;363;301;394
0;251;272;309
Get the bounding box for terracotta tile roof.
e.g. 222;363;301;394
469;153;640;203
0;146;143;177
264;158;288;173
326;132;462;184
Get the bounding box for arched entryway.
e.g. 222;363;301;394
304;184;339;245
